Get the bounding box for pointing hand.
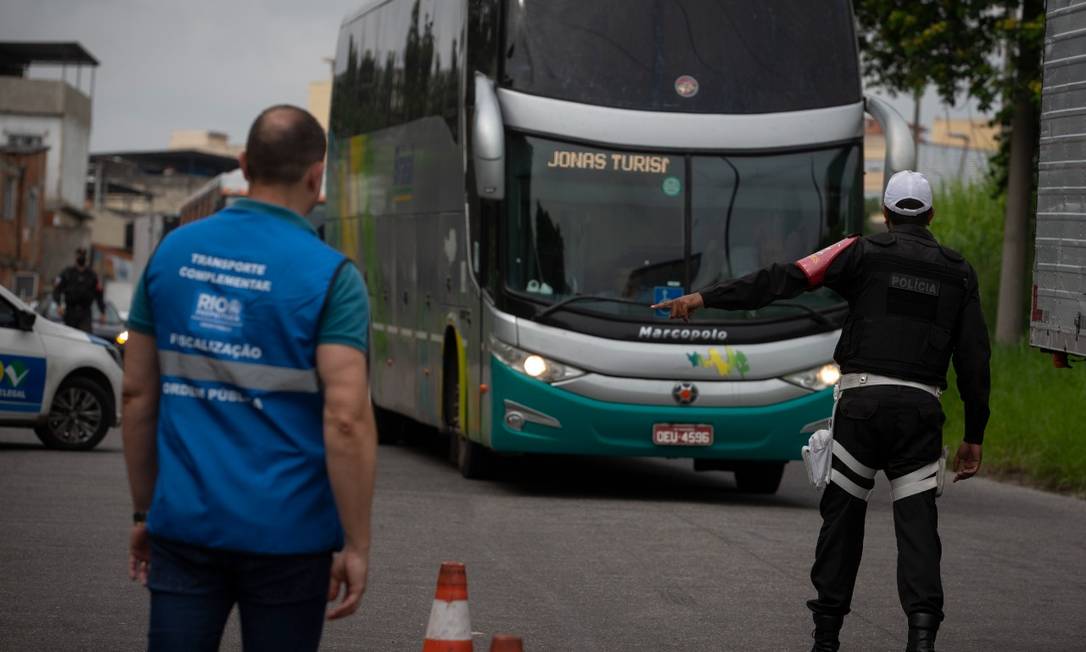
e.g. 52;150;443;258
650;293;704;321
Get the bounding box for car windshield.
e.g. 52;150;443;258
503;134;862;322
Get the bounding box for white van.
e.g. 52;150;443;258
0;284;123;450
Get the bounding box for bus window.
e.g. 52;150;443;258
503;0;860;114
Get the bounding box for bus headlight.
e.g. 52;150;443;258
490;339;584;383
783;363;840;391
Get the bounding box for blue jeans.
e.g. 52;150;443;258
147;536;332;652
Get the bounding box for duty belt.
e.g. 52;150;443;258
837;372;942;399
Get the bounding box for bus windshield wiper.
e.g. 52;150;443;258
534;295;648;321
769;301;838;327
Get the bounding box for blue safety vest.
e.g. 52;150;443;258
143;203;348;554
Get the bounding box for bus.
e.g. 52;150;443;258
326;0;916;492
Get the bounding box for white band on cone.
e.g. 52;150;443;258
424;600;472;640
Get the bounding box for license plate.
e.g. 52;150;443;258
652;423;714;446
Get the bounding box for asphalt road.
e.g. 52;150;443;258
2;426;1085;651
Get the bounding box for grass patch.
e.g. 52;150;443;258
942;343;1086;494
926;181;1084;495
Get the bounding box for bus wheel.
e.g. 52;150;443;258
734;462;785;494
374;406;404;445
442;342;491;479
453;433;492;480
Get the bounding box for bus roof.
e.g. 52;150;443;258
340;0;397;28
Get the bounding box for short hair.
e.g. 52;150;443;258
886;197;932;226
244;105;326;185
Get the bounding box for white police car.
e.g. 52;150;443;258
0;283;122;451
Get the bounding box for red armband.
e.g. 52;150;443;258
795;236;860;288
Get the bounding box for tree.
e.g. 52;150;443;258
854;0;1045;343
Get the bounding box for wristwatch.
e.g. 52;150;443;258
133;511;148;524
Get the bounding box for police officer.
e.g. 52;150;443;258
53;247;105;333
653;171;990;652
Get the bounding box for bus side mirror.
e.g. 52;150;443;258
473;73;505;201
864;95;917;192
16;309;37;331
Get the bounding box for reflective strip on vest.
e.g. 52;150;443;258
159;350;320;394
830;469;872;501
889;459;942;501
832;440;877;479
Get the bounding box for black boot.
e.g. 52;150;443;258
811;614;843;652
905;613;939;652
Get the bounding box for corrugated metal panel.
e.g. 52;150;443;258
1032;0;1086;355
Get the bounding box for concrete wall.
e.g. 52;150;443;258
0;114;63;204
0;149;48;298
90;210;128;249
0;77;91;209
39;224;90;292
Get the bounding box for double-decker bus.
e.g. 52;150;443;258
327;0;916;492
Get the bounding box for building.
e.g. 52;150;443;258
86;147;239;305
308;80;332;133
863;115;997;199
0;41;99;295
167;129;242;157
0;143;48;299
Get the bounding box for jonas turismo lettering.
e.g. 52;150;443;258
638;326;729;341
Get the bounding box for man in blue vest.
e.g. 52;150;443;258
122;105;377;652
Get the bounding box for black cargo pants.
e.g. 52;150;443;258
807;385;945;622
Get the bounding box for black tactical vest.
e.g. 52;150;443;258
834;228;973;388
60;267;98;306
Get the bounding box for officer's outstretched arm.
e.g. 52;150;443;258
652;236;862;320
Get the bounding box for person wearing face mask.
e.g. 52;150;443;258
53;247;106;333
121;105;377;651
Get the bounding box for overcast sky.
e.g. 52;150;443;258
2;0;985;153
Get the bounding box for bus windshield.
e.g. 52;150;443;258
503;0;860;113
504;134;862;322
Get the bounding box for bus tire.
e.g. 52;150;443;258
734;462;785;494
453;433;492;480
374;405;404;445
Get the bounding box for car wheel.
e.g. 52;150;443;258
734;462;786;494
35;377;111;451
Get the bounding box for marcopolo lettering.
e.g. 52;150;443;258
890;273;940;297
638;326;728;341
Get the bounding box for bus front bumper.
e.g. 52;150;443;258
488;360;832;461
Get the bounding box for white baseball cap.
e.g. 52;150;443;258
883;170;933;216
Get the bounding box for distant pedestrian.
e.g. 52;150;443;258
653;171;991;652
53;247;105;333
122;105;377;652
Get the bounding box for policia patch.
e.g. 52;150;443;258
888;273;941;320
889;273;940;297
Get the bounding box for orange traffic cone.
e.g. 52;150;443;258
422;562;473;652
489;634;523;652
